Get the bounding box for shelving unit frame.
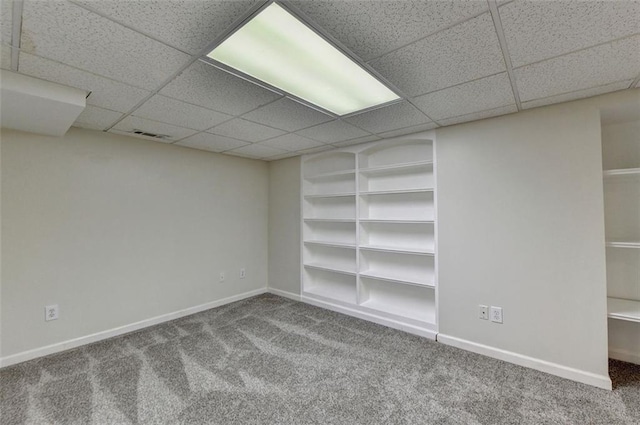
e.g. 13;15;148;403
601;115;640;365
301;137;438;339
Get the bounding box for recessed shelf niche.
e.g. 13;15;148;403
301;137;438;338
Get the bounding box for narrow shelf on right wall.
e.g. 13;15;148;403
607;297;640;323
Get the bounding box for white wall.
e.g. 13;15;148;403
268;156;301;297
1;128;269;358
435;101;610;386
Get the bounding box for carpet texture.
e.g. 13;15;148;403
1;294;638;424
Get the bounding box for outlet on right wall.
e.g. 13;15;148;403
436;89;640;390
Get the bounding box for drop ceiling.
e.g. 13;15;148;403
1;0;639;160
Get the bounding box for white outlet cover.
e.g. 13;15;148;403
240;268;246;278
219;272;225;282
45;304;59;321
479;305;489;320
490;306;503;323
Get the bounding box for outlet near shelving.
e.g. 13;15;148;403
479;305;488;320
490;306;503;323
45;304;59;321
240;268;246;279
219;272;225;283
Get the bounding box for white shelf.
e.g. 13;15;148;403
360;270;435;287
606;241;640;249
305;169;356;181
359;160;433;174
304;263;356;276
359;188;434;196
360;244;434;255
603;168;640;177
607;297;640;323
360;297;435;324
359;219;434;224
304;192;356;199
304;240;356;249
304;218;356;223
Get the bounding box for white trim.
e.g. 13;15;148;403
609;347;640;365
437;334;612;390
0;287;268;369
300;295;437;340
267;287;301;302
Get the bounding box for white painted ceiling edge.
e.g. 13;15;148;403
0;70;87;137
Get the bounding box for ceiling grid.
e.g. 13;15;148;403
3;0;639;160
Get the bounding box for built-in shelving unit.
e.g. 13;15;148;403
301;138;437;338
601;113;639;365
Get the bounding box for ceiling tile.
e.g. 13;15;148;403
413;73;514;120
296;120;369;143
332;135;382;148
242;98;333;132
73;105;123;131
522;80;633;110
515;36;640;102
1;0;12;45
438;104;517;127
378;122;439;139
18;53;150;113
160;61;281;115
210;118;286;142
500;0;640;68
112;116;198;142
297;145;336;156
225;143;288;159
174;132;249;153
133;95;232;131
259;134;324;152
369;13;505;96
264;152;301;161
1;45;11;70
290;0;487;62
20;0;191;90
345;102;432;134
74;0;259;54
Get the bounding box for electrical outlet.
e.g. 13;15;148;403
490;306;503;323
240;268;246;279
45;305;59;321
478;305;488;320
219;272;225;283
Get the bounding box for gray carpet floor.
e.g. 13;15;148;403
1;293;638;424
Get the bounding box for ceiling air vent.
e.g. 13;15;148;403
130;129;171;140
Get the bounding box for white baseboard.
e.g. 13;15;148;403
267;287;301;302
609;347;640;365
437;334;612;390
0;287;268;369
300;295;437;340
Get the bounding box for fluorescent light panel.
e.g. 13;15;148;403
207;2;400;116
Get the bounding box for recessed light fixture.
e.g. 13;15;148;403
206;2;401;116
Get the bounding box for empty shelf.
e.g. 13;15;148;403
603;168;640;177
304;192;356;199
304;218;356;223
305;169;356;180
606;241;640;249
359;219;434;224
360;297;435;324
360;270;435;287
304;263;356;276
360;244;434;255
607;297;640;323
359;160;433;174
359;188;434;196
304;240;356;249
